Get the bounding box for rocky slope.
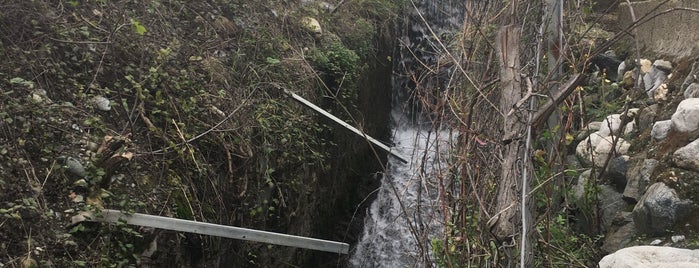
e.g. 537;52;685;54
569;0;699;264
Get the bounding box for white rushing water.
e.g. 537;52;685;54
349;1;464;267
350;118;453;267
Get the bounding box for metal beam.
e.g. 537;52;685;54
281;88;409;164
74;209;349;254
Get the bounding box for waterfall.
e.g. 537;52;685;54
350;1;464;267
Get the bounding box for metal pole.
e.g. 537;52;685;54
281;88;410;164
74;209;350;254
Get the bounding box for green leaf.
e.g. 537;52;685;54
130;19;147;35
266;57;280;65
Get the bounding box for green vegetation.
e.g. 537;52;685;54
0;0;397;266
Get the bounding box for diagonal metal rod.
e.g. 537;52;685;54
281;88;410;164
74;209;350;254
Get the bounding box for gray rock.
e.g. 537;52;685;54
685;83;699;99
644;66;668;99
601;221;637;254
623;121;635;135
62;157;87;178
651;120;672;141
653;59;673;73
600;185;626;232
572;169;592;202
672;235;686;243
599;114;623;137
565;154;582;172
671;98;699;133
92;96;111;111
637;104;658;131
632;182;693;236
607;155;629;189
576;121;602;141
623;159;659;203
599;246;699;268
673;138;699;172
617;61;627;80
593;136;631;168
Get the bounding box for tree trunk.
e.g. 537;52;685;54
490;24;534;267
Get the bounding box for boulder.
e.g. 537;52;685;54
671;98;699;133
651;120;672;141
685;83;699;99
576;121;602;141
576;132;604;167
623;159;658;202
572;169;592;202
598;114;623;136
623;121;635;135
576;133;630;168
600;185;626;232
673;138;699;172
599;246;699;268
601;221;637;254
593;136;631;167
637;104;658;131
607;155;629;189
643;65;668;98
632;182;693;236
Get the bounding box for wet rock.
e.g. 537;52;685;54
671;98;699;133
632;182;693;236
684;83;699;99
623;158;658;203
599;246;699;268
651;120;672;141
673;138;699;172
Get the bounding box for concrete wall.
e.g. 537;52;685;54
619;0;699;59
